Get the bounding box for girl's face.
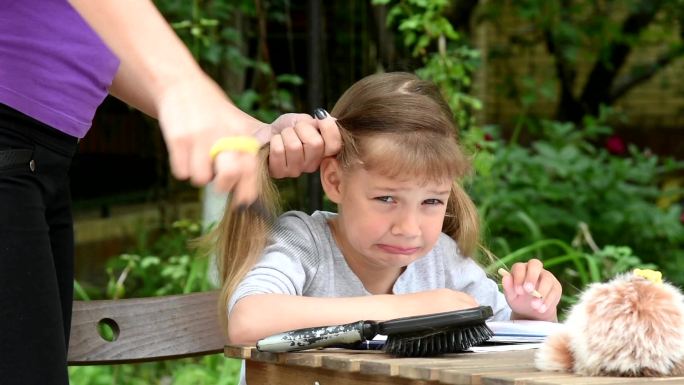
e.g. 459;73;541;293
325;161;451;272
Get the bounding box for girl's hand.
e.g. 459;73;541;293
500;259;561;321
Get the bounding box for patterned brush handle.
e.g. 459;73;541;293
256;320;377;353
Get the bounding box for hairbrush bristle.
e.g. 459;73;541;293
383;323;493;357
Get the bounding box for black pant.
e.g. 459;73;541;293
0;104;78;385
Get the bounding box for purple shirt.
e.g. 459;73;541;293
0;0;120;138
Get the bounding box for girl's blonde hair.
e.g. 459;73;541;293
213;72;480;330
331;72;479;256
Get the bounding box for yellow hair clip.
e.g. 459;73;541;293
633;268;662;285
209;136;261;159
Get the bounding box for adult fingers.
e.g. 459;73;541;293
212;150;244;193
229;154;259;206
165;135;192;181
189;137;215;186
268;134;288;179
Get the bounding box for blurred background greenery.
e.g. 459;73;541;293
69;0;683;384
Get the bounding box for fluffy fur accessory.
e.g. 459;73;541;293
535;269;684;376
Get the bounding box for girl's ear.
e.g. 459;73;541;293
320;157;343;204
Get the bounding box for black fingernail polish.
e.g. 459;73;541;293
313;108;328;120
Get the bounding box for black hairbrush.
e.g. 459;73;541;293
256;306;493;357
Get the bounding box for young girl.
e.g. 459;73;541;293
215;72;562;347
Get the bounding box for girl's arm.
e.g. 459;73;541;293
228;289;479;344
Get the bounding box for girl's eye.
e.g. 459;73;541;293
423;199;444;205
374;196;395;203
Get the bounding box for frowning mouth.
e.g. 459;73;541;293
377;244;421;255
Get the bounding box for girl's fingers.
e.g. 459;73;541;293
501;273;518;301
522;259;543;296
509;262;527;295
293;120;324;173
509;259;545;298
535;270;555;298
316;114;342;157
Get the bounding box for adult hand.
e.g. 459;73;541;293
156;76;270;206
268;108;342;178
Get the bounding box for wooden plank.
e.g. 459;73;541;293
283;351;325;367
321;353;366;372
68;291;224;365
235;346;684;385
359;350;537;381
224;345;251;359
439;365;538;385
402;355;537;381
244;348;327;367
250;349;284;364
528;376;684;385
321;351;393;373
480;371;675;385
361;357;454;377
481;371;581;385
245;360;436;385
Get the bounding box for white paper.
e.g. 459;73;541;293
486;320;566;343
469;342;545;353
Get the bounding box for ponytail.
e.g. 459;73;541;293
207;148;280;332
443;181;479;258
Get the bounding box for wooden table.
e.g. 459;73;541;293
225;345;684;385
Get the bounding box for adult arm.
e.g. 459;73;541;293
70;0;268;205
69;1;342;201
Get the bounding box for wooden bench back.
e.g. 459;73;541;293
67;291;225;365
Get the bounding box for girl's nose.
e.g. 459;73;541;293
391;209;421;237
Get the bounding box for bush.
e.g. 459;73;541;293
467;118;684;292
70;221;242;385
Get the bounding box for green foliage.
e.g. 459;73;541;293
374;0;458;57
369;1;682;304
485;238;656;313
373;0;482;129
156;0;249;66
102;220;211;299
479;0;684;120
69;354;242;385
467;118;684;290
70;221;243;385
157;0;302;123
